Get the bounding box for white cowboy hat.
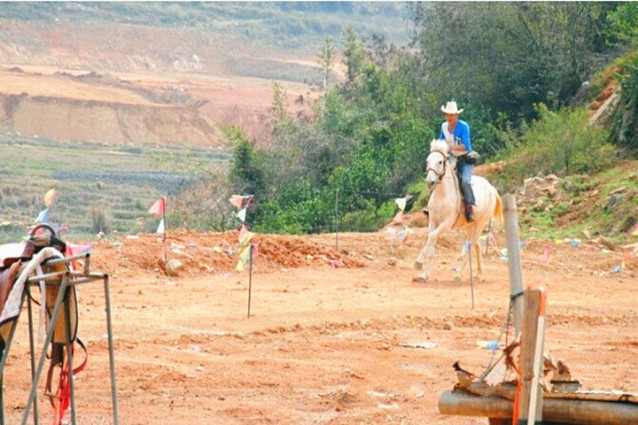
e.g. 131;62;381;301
441;101;464;115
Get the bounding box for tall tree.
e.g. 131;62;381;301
316;37;336;92
408;2;621;137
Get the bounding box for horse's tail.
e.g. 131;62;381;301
493;192;504;221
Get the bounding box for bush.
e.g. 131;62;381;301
91;205;112;234
494;104;615;189
610;53;638;154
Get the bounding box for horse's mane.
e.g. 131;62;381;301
430;139;449;155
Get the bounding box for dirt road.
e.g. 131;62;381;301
2;228;636;424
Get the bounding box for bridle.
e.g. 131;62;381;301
425;149;449;181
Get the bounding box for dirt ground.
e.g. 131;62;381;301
2;223;637;424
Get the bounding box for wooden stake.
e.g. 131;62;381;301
518;288;544;425
503;195;524;336
527;287;546;425
247;244;254;319
468;241;474;309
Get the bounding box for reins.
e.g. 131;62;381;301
425;149;449;181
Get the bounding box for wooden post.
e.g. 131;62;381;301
503;195;524;336
518;288;545;425
527;287;546;425
468;241;474;309
247;245;254;319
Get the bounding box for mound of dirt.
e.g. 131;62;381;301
89;230;369;278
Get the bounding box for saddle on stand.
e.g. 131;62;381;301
0;224;87;425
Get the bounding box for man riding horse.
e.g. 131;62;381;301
439;101;477;222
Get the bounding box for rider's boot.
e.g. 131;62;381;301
464;204;474;222
460;182;476;222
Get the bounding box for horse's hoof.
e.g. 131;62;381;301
412;276;427;283
414;261;423;271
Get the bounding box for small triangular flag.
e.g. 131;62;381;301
237;208;247;222
156;218;165;234
395;197;407;212
229;195;244;210
35;208;49;224
148;197;165;216
44;188;57;208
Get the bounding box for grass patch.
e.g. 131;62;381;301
519;161;638;243
0;135;227;244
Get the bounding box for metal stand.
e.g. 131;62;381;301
0;253;119;425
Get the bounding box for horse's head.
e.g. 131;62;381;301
425;139;454;189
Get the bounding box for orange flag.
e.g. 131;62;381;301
44;188;57;208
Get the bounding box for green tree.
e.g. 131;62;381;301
343;26;365;87
408;2;622;145
609;53;638;154
272;82;289;126
316;37;336;92
224;126;266;199
605;3;638;46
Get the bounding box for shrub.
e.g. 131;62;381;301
91;205;112;234
494;104;615;189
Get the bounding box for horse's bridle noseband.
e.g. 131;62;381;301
426;149;449;181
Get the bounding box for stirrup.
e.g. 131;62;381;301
422;208;429;217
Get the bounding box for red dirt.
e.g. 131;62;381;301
2;226;636;424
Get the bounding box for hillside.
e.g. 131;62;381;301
0;3;635;243
0;2;409;147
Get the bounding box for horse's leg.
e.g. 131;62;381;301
414;221;452;283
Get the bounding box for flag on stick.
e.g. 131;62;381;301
148;196;167;242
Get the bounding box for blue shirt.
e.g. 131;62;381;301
440;119;472;153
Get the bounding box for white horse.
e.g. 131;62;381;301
414;140;503;282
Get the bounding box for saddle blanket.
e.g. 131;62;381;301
0;247;64;325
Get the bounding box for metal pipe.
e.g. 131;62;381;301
26;286;39;425
103;274;120;425
439;390;638;424
63;281;78;425
21;278;69;425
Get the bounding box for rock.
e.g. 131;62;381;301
606;194;622;211
166;258;184;277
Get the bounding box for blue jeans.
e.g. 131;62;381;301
458;163;473;185
457;163;475;207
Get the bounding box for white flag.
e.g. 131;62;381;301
156;218;165;234
236;208;247;222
